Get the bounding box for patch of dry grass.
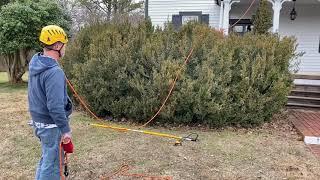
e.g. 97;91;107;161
0;73;320;179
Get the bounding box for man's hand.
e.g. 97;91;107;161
62;132;72;144
62;132;73;153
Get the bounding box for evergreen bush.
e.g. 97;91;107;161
62;20;298;127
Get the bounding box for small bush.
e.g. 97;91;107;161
62;20;298;127
253;0;272;34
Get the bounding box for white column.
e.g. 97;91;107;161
222;0;240;35
222;0;231;35
268;0;291;33
219;1;224;29
270;0;282;33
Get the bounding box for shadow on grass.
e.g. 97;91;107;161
0;82;28;93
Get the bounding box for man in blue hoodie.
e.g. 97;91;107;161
28;25;73;180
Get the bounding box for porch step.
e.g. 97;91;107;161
288;96;320;105
290;90;320;98
294;74;320;80
287;102;320;109
288;74;320;109
294;84;320;92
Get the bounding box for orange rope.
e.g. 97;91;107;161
63;49;194;180
66;79;101;120
140;48;194;127
230;0;257;28
66;48;194;128
141;1;254;125
59;1;255;177
59;139;172;180
59;139;65;180
100;164;173;180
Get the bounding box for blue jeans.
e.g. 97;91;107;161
34;127;64;180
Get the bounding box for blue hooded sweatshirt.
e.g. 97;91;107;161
28;53;72;134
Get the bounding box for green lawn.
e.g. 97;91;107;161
0;71;28;82
0;72;320;179
0;72;28;93
0;72;7;83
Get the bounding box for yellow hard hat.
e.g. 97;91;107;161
39;25;68;45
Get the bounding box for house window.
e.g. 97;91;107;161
229;19;253;35
182;16;199;25
233;26;244;33
172;11;209;30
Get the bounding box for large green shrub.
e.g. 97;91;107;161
62;21;298;127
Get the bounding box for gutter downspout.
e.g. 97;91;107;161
145;0;149;19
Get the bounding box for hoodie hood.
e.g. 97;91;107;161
29;53;59;76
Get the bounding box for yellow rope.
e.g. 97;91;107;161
91;123;182;141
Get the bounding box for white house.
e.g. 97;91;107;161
147;0;320;75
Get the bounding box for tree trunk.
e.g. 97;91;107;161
106;0;112;21
3;49;30;84
113;0;118;14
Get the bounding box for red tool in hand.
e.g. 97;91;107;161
60;138;73;178
62;138;74;154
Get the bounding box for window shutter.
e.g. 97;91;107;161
201;14;209;25
172;15;182;30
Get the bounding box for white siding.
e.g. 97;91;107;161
279;4;320;74
149;0;221;28
150;1;320;74
230;4;320;74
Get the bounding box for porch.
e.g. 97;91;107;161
220;0;320;75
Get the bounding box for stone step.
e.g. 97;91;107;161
287;102;320;109
290;90;320;98
288;96;320;106
294;74;320;80
294;84;320;92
